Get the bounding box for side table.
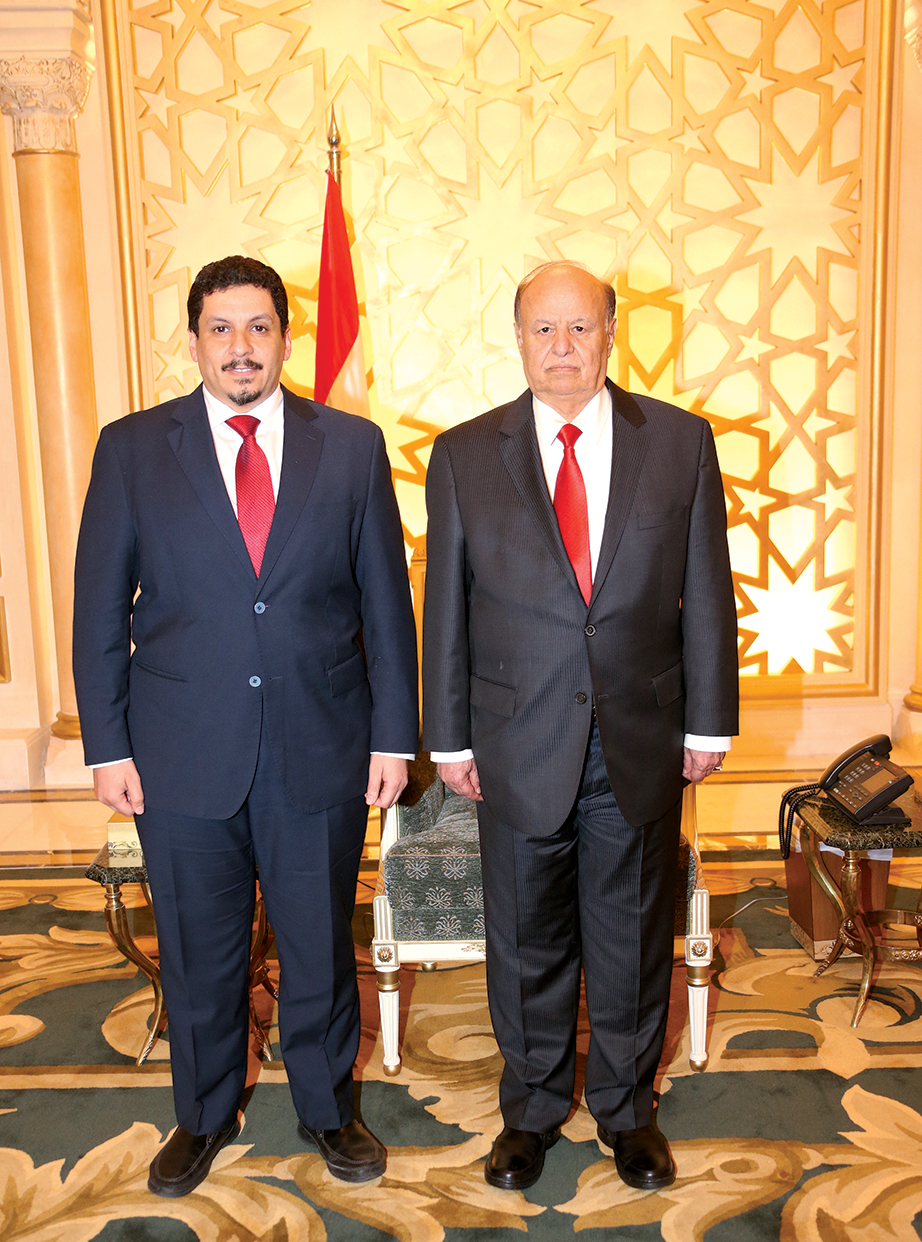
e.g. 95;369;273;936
794;788;922;1026
86;842;278;1064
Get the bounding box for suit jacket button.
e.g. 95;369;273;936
575;691;587;704
254;601;266;614
584;624;596;636
249;676;262;687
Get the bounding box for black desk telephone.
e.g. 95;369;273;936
779;735;914;857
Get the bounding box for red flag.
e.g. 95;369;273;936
315;171;369;414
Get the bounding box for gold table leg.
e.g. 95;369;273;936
801;827;849;974
247;893;278;1061
800;827;880;1027
103;880;165;1065
99;878;276;1063
840;850;878;1027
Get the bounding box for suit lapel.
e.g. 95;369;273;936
257;388;324;584
499;389;576;587
590;379;647;603
167;387;254;579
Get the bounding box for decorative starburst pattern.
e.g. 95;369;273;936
739;561;852;675
114;0;880;688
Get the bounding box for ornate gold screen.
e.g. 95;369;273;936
107;0;894;697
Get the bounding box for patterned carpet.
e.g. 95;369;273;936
3;855;922;1240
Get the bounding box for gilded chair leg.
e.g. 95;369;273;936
376;970;401;1076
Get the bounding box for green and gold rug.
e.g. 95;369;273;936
2;855;922;1240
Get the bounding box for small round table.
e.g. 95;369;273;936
86;842;278;1064
795;788;922;1026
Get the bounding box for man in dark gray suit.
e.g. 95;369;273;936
74;256;418;1196
422;261;738;1191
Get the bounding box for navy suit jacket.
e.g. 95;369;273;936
422;379;738;832
74;385;418;820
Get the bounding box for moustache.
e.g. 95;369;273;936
222;359;264;373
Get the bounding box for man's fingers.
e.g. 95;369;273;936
436;759;484;801
683;748;725;783
365;756;409;810
93;760;145;816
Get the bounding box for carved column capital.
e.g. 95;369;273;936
0;53;91;153
0;0;94;153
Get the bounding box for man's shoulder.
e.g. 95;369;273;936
101;391;201;442
435;392;528;449
626;389;710;433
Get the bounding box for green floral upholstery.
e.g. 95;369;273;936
381;756;696;942
383;790;485;940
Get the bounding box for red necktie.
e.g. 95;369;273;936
226;415;275;575
553;424;592;605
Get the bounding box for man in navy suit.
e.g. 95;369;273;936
423;262;737;1192
74;256;418;1195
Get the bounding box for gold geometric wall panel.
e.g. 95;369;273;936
111;0;891;696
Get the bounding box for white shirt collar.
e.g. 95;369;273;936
202;383;284;432
532;384;611;450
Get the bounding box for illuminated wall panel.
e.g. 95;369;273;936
109;0;891;696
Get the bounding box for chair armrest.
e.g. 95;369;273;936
381;803;399;859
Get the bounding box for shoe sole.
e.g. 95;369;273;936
299;1126;386;1183
483;1131;560;1191
148;1121;241;1198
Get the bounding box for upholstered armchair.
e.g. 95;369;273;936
371;759;711;1076
371;757;486;1075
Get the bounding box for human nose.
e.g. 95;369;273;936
552;329;574;355
229;328;250;354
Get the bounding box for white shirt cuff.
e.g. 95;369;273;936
429;749;474;763
371;752;416;760
89;757;133;768
684;735;732;751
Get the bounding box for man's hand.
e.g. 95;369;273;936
683;748;725;783
365;755;409;810
94;759;145;817
437;758;483;801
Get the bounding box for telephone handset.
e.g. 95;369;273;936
819;734;913;825
779;734;914;857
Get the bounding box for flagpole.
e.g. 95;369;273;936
316;104;369;415
327;107;341;188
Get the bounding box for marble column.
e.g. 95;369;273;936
0;7;97;742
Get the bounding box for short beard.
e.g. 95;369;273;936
227;388;262;406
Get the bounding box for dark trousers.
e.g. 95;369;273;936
136;729;367;1135
477;721;681;1133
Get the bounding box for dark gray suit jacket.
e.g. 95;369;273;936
421;379;738;832
74;385;418;820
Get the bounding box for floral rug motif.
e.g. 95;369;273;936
2;857;922;1240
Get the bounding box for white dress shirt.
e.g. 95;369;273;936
95;384;412;766
430;386;731;763
204;384;285;506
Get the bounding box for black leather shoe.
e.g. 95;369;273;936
597;1122;676;1190
298;1119;387;1183
148;1120;241;1197
484;1126;560;1191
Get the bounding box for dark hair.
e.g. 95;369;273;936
513;261;616;328
188;255;289;335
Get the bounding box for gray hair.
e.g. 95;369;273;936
513;261;617;328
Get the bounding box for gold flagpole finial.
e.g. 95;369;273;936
327;106;342;187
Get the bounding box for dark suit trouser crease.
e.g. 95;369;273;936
135;720;367;1135
477;721;681;1134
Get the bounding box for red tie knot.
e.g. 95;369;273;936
557;424;582;451
226;415;260;440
